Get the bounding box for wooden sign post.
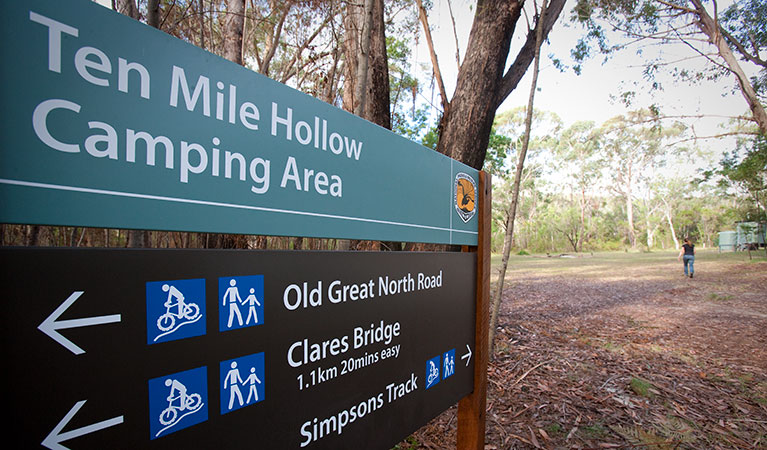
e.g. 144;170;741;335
458;171;490;450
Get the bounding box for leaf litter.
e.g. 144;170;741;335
397;254;767;449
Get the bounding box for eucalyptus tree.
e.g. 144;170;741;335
488;106;562;253
488;3;560;353
555;121;601;251
649;177;692;249
572;0;767;135
718;134;767;220
598;110;686;247
416;0;568;169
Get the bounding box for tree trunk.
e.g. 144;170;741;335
625;166;636;248
341;0;390;125
341;0;390;251
258;1;290;76
690;0;767;135
322;48;341;104
147;0;160;29
435;0;522;169
364;0;391;129
579;186;587;252
116;0;139;20
26;225;41;246
127;230;149;248
198;0;205;49
217;0;250;249
433;0;566;170
353;0;375;117
665;209;679;249
646;220;657;249
417;0;449;112
488;0;548;358
626;192;635;247
342;0;374;115
223;0;246;65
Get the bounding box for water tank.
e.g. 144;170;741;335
718;231;737;251
736;222;766;247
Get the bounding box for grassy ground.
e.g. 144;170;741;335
491;248;767;281
400;248;767;450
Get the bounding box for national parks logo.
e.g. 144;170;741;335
454;173;476;223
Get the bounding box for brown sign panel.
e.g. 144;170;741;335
1;248;475;449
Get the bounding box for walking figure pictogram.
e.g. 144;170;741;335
223;279;244;328
220;352;265;415
219;275;264;332
244;288;262;325
224;361;245;410
245;367;262;403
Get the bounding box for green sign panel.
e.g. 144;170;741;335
0;0;479;245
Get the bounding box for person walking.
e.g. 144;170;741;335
678;237;695;278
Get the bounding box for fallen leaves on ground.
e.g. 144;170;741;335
398;254;767;450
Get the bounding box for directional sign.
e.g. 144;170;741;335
43;401;124;450
1;248;476;449
38;291;122;355
0;0;479;245
461;344;473;366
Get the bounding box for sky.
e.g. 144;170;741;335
415;0;754;169
94;0;753;169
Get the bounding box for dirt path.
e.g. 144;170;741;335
400;253;767;450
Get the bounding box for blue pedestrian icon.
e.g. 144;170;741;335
148;366;208;439
442;349;456;380
220;352;265;415
146;278;206;344
425;355;441;389
219;275;264;332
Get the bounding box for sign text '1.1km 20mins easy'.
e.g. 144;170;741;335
1;249;476;449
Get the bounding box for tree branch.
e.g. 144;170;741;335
495;0;566;108
446;0;462;70
416;0;450;112
720;26;767;68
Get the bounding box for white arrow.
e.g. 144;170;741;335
461;344;472;366
38;291;122;355
42;400;123;450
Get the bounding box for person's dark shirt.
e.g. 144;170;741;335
683;243;694;255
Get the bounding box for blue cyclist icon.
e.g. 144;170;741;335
157;283;201;332
146;278;206;345
425;355;441;389
148;366;208;440
160;378;203;426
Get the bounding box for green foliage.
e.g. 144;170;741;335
392;434;419;450
392;106;434;144
485;104;746;254
483;130;513;176
630;376;655;398
721;0;767;68
386;33;442;147
716;134;767;221
420;126;439;149
569;0;766;99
